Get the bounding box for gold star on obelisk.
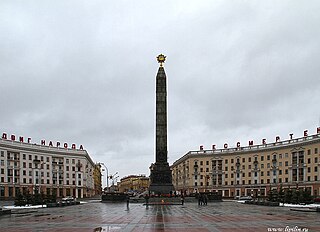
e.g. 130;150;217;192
156;54;166;67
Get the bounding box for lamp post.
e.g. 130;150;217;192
100;163;109;192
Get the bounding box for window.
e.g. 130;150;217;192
248;172;251;177
0;169;4;174
285;161;288;166
267;171;270;176
267;163;270;168
285;153;288;158
261;171;264;176
279;170;282;175
29;163;32;168
225;159;228;164
308;158;311;164
242;180;245;185
242;173;245;177
206;168;209;172
29;155;32;160
200;168;203;172
231;159;234;164
267;155;270;160
248;157;251;162
261;164;264;169
315;157;318;163
225;174;228;178
279;162;282;167
200;161;203;165
308;167;311;173
206;161;209;165
285;169;288;174
242;158;245;162
23;154;26;160
261;156;264;161
261;179;264;184
279;154;282;159
254;172;257;177
315;167;318;172
225;167;228;171
315;148;318;154
47;157;49;162
307;149;311;155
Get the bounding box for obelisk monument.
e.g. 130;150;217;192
149;54;175;194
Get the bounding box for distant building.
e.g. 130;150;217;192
171;131;320;198
118;175;149;193
93;163;102;195
0;137;97;200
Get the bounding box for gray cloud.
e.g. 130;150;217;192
1;0;320;181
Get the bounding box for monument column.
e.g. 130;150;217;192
149;54;175;194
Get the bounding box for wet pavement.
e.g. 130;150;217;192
0;200;319;231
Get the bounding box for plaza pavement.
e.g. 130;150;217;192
0;200;319;232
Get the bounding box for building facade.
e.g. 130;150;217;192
171;131;320;198
118;175;150;193
93;163;102;195
0;137;97;200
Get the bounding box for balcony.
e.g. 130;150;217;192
76;163;82;168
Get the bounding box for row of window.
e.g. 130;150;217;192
193;149;319;166
193;176;319;187
0;176;82;186
194;160;319;173
0;151;82;165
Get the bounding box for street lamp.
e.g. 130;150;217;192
100;163;109;191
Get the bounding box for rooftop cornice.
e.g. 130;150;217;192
172;133;320;166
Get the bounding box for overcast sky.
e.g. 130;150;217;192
1;1;320;184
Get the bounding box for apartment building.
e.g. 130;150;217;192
171;131;320;198
0;137;96;199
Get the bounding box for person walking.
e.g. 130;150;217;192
126;195;130;209
181;194;185;205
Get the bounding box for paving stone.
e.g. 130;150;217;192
0;201;319;231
